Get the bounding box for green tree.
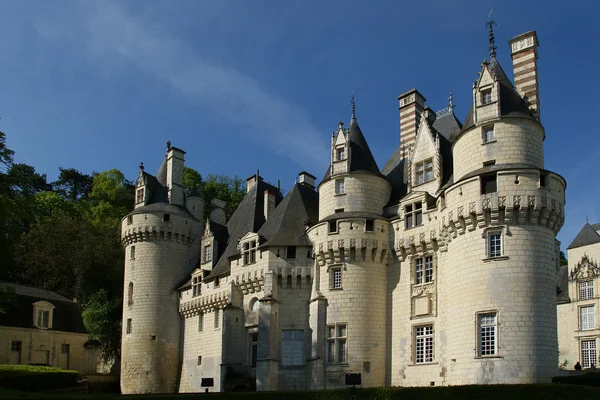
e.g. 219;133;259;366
560;250;568;266
86;169;134;223
183;166;202;197
202;174;245;220
53;167;94;202
82;289;122;362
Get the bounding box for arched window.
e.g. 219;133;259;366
128;282;134;306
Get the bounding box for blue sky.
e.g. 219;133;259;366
0;0;598;250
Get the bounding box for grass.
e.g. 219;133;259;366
2;384;600;400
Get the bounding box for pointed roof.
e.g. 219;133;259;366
322;112;383;181
206;178;282;280
461;57;537;134
257;183;318;247
156;157;167;186
567;223;600;250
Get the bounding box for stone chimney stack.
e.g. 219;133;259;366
246;170;261;193
509;31;540;120
297;171;316;190
210;198;227;226
398;89;426;160
264;190;276;220
166;144;185;206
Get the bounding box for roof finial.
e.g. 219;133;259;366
486;9;497;59
448;90;454;109
349;92;356;119
586;215;589;224
139;162;145;171
166;141;172;151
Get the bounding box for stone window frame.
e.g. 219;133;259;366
365;219;375;232
579;280;594;300
326;323;348;364
579;304;595;331
286;246;297;260
404;202;423;229
203;244;212;264
61;343;70;354
136;188;144;204
130;246;136;260
414;158;433;186
127;215;133;225
414;255;434;285
281;329;305;367
329;266;343;290
581;338;597;369
413;324;434;364
482;124;496;144
214;308;221;330
480;88;493;105
11;340;22;352
335;178;345;195
476;311;499;358
198;313;204;332
127;282;134;306
32;301;55;330
481;226;508;261
197;355;202;366
242;240;257;266
192;276;202;297
335;146;346;162
126;318;132;335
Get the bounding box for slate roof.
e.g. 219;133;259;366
556;265;570;304
567;223;600;250
257;183;318;247
206;179;283;280
322;113;383;182
461;57;537;133
381;146;408;206
0;282;87;334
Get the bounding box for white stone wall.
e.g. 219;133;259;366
452;119;545;181
121;210;200;394
318;174;391;220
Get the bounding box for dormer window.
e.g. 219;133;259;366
286;246;296;260
32;301;55;330
203;244;212;264
336;147;345;161
415;159;433;185
192;276;202;297
243;241;257;265
335;179;345;195
481;89;492;105
136;188;144;204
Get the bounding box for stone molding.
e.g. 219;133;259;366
122;225;197;247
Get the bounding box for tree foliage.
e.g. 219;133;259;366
202;173;245;220
82;289;122;362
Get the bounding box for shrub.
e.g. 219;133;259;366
0;364;78;391
552;371;600;387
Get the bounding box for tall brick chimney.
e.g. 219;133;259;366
166;144;185;206
509;31;540;120
398;89;426;160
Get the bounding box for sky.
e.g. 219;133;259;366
0;0;598;250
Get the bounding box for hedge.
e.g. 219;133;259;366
552;371;600;387
0;364;78;392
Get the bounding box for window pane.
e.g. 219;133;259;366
415;258;423;284
582;340;597;369
337;324;346;337
415;211;422;226
580;306;595;330
327;326;335;338
479;314;497;356
488;233;502;258
425;256;433;283
337;339;346;362
406;214;413;229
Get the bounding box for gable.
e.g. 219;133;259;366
570;255;600;282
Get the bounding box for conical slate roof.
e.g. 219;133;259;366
322;112;383;181
567;223;600;250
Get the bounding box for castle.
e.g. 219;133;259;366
120;28;566;393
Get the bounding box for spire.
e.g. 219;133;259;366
349;92;356;121
486;11;497;59
448;90;454;109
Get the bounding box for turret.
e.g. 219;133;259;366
120;143;202;394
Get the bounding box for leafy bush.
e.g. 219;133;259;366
552;371;600;387
0;364;78;391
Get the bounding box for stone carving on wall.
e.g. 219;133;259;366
570;255;600;282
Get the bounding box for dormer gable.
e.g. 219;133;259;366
407;111;443;197
570;255;600;283
237;232;260;266
134;163;151;209
32;300;55;330
330;122;349;175
471;62;501;124
201;218;215;268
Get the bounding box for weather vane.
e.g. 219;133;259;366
486;9;497;59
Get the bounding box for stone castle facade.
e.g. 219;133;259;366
120;29;566;393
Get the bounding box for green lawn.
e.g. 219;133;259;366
2;384;600;400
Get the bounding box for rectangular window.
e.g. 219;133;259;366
163;213;170;222
286;246;296;260
327;323;347;363
482;126;495;143
192;276;201;297
478;313;497;356
127;215;133;225
328;220;338;233
425;256;433;283
214;309;221;329
365;219;374;232
488;232;502;258
61;344;70;354
330;268;342;289
415;325;434;363
243;241;257;265
580;305;595;331
214;277;220;288
582;339;597;369
336;147;345;161
11;340;22;352
136;188;144;203
130;246;136;260
198;313;204;332
282;330;304;366
415;258;423;285
126;318;132;334
38;310;49;328
415;159;434;185
480;173;497;194
580;281;594;300
481;89;492;105
483;160;496;167
204;245;212;263
405;203;423;229
335;179;345;195
197;355;202;366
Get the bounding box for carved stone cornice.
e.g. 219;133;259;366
122;225;197;247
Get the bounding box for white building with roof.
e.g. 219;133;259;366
120;27;566;393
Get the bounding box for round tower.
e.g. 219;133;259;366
120;146;203;394
308;110;392;388
440;30;565;384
